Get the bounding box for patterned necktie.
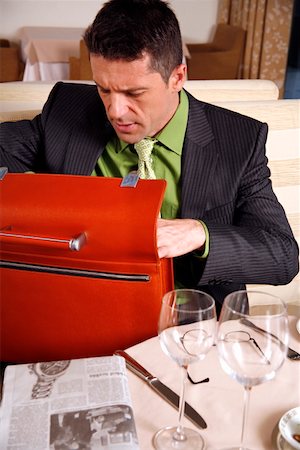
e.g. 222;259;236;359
134;138;157;179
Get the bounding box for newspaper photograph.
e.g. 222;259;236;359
0;355;140;450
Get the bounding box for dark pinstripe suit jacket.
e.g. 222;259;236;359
0;82;298;310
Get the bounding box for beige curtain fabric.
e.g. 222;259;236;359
218;0;294;97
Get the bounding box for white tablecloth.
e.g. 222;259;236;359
23;61;70;82
126;316;300;450
19;26;84;82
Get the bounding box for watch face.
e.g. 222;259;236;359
32;360;71;377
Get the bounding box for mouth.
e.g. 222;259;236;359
113;121;137;134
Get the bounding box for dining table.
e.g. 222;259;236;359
125;314;300;450
0;315;298;449
19;26;85;81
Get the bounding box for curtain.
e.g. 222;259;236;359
218;0;294;97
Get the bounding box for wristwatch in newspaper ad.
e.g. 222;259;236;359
28;361;71;399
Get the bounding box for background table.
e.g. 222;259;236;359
19;26;84;81
126;316;300;450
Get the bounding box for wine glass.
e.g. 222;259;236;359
217;290;289;450
153;289;216;450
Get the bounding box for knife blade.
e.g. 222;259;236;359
114;349;207;429
240;318;300;360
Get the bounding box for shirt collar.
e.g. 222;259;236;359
155;89;188;155
118;90;189;155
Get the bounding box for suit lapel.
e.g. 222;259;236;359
181;93;219;218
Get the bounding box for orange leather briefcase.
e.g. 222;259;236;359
0;173;174;362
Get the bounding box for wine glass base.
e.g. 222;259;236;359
153;425;204;450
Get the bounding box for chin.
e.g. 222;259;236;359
119;134;144;144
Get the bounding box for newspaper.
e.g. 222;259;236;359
0;355;140;450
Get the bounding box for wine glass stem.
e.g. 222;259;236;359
240;385;252;449
174;365;188;442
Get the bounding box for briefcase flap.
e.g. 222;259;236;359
0;173;165;267
0;173;174;362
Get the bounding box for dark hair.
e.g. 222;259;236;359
84;0;183;83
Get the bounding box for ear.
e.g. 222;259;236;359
169;64;187;92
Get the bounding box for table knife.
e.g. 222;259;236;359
240;318;300;360
114;349;207;429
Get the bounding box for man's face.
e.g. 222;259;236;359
90;53;186;143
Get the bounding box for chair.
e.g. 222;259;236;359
69;40;92;80
0;39;10;48
184;79;279;101
0;109;41;122
219;99;299;305
186;23;246;80
0;40;24;82
0;80;94;123
0;79;279;123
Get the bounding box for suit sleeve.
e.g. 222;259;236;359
198;122;298;287
0;113;45;173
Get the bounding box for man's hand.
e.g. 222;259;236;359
157;218;206;258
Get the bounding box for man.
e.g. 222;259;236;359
0;0;298;312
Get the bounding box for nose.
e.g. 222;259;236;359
107;94;129;120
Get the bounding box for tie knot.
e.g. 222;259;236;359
134;138;157;179
134;138;156;161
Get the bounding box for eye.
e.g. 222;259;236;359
99;88;110;95
127;90;146;98
96;84;110;95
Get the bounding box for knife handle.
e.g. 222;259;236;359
114;350;154;381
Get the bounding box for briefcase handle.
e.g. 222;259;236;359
0;228;86;251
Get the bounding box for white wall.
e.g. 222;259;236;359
171;0;219;42
0;0;219;44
